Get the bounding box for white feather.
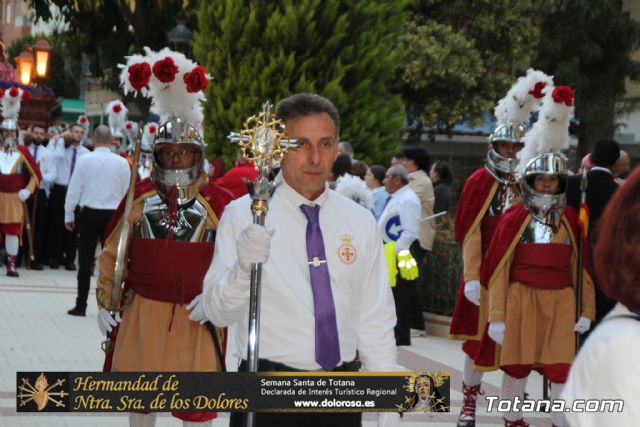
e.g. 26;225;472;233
495;68;554;126
335;174;374;210
105;100;128;133
1;88;25;121
517;87;574;173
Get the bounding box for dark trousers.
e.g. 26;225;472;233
75;207;115;310
392;241;423;346
48;184;77;264
30;189;49;265
410;243;428;330
229;359;362;427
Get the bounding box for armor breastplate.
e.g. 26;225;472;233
133;194;215;242
521;217;570;244
0;150;22;174
487;182;517;216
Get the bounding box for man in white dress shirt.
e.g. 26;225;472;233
377;165;421;346
48;123;89;270
198;93;400;427
26;125;56;270
64;125;130;316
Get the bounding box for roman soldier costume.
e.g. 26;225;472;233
0;87;41;276
477;86;595;427
449;69;552;427
97;48;234;427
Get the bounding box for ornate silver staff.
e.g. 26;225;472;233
228;102;295;427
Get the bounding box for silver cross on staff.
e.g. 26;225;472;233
226;101;296;427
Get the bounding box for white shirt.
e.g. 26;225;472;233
377;185;421;252
562;303;640;427
203;175;399;372
29;143;56;195
64;147;131;223
49;138;89;185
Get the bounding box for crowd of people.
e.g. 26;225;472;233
1;48;638;427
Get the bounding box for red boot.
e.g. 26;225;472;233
457;383;482;427
6;255;18;277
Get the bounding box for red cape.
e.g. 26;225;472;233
17;145;42;184
474;203;590;370
454;167;497;245
214;162;259;199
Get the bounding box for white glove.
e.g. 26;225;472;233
574;316;591;334
237;224;274;272
18;188;31;201
488;321;505;345
187;293;208;324
97;309;121;336
464;280;481;306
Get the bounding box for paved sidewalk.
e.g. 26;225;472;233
0;266;553;426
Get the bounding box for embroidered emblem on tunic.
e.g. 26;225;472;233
338;234;356;265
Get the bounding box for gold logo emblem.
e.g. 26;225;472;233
18;373;67;411
338;234;356;265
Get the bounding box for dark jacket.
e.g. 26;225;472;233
433;182;451;214
566;168;619;325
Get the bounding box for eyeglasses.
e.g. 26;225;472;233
159;148;199;159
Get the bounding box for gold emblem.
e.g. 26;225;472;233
338;234;356;265
308;257;327;267
18;373;67;411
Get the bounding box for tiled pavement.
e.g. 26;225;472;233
0;266;553;426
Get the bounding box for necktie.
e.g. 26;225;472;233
381;195;392;213
70;147;77;177
33;145;38;161
299;204;341;371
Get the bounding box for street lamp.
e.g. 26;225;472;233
167;20;193;53
14;50;34;85
13;39;52;86
33;39;52;78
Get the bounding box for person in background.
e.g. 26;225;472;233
562;166;640;427
48;123;89;270
430;160;453;214
391;151;403;166
402;145;435;334
612;149;630;184
378;164;421;346
567;138;620;329
365;164;388;219
351;160;368;180
338;140;354;161
64;125;131;317
329;153;352;189
26;125;57;270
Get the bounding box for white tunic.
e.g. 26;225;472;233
203;175;399;372
562;303;640;427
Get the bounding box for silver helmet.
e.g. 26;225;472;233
520;152;568;225
0;118;18;148
485;122;526;184
150;116;206;205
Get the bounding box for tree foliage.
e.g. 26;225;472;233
194;0;407;165
29;0;197;91
533;0;640;159
396;0;539;142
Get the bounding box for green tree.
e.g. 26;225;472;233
533;0;640;160
194;0;407;166
396;0;539;142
